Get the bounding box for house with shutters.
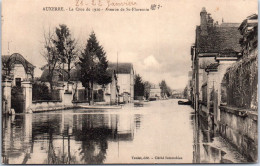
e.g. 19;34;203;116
108;62;134;103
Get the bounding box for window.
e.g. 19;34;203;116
15;78;21;87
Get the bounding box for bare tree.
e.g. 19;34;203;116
41;28;59;90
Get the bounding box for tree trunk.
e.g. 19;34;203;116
87;87;91;105
90;81;94;105
50;82;53;91
68;59;71;82
49;69;54;91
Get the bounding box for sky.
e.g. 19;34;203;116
2;0;258;89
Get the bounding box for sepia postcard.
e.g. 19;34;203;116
1;0;258;164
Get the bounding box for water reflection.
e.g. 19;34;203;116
192;112;233;164
2;111;141;164
2;100;244;164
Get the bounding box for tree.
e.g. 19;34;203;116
79;31;111;105
159;80;172;98
53;24;78;82
41;28;59;90
183;86;188;99
134;74;145;98
144;81;152;100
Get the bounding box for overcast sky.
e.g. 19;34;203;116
2;0;258;89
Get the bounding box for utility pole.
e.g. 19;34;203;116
8;41;12;55
117;52;120;105
117;52;118;75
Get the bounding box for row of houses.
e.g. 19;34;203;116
2;53;135;114
39;62;134;104
188;7;258;161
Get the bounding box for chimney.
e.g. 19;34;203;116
207;13;214;27
200;7;208;36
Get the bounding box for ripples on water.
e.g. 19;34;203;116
2;99;245;164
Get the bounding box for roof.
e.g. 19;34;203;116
196;24;242;55
40;62;133;82
2;53;35;69
108;62;133;74
2;53;35;76
40;68;80;82
41;66;117;82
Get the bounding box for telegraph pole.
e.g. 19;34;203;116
8;41;12;55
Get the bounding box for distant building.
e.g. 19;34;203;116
2;53;35;86
149;84;161;100
108;62;134;103
104;69;119;105
171;89;183;99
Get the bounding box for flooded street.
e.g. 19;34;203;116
2;99;247;164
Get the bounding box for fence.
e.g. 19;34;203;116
73;89;104;102
73;89;88;102
221;52;258;110
94;89;104;102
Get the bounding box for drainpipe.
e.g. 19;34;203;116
195;49;199;113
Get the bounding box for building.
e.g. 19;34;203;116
108;62;134;103
2;53;35;114
104;69;119;105
191;7;241;127
190;9;258;161
2;53;35;86
186;71;193;101
149;84;161;100
218;14;258;161
40;66;119;105
171;89;183;99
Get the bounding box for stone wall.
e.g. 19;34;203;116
221;50;258;110
219;106;257;161
30;101;65;112
64;93;73;106
218;47;258;162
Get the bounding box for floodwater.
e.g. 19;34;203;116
2;99;247;164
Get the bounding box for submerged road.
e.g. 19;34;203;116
2;99;247;164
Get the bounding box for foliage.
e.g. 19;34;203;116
144;81;152;100
159;80;172;97
32;82;52;100
79;31;111;104
222;52;258;110
53;24;78;81
134;74;145;98
183;86;188;99
32;82;60;101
